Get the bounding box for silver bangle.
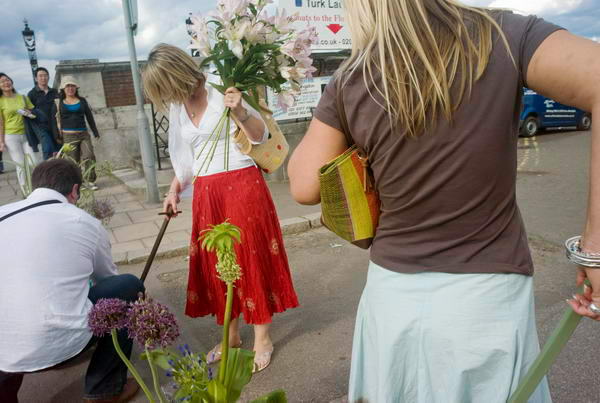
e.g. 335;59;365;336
565;236;600;268
589;303;600;315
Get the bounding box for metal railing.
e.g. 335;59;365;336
151;103;169;170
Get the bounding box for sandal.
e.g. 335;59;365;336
252;347;274;374
206;340;243;365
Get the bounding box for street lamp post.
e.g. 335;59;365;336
121;0;160;203
21;19;38;85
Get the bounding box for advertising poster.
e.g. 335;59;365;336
267;76;332;121
272;0;351;50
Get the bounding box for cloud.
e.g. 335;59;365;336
487;0;584;15
1;0;214;92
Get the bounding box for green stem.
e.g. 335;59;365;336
195;111;228;178
507;282;587;403
218;281;235;385
111;330;155;403
146;345;167;403
202;109;228;174
195;111;227;162
225;111;231;171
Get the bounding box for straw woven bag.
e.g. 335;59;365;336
233;94;289;174
318;82;380;249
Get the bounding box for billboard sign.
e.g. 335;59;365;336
267;76;332;121
271;0;351;50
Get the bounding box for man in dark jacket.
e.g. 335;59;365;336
27;67;59;159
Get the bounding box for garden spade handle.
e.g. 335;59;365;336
140;207;181;284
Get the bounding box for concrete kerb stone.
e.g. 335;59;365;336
114;214;322;265
301;212;323;229
280;216;311;235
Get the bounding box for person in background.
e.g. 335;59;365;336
0;159;143;403
289;0;600;401
28;67;60;160
0;72;40;193
50;76;100;190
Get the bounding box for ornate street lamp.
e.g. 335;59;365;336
185;13;200;57
21;19;38;85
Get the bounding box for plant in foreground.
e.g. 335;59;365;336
87;222;286;402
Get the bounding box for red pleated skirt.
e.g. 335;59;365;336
186;166;299;325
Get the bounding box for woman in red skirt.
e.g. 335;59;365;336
142;44;299;373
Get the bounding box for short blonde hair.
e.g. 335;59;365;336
142;43;205;111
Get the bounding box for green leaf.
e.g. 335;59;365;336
209;82;227;95
250;390;288;403
221;347;255;402
140;348;178;370
207;379;228;402
249;3;257;15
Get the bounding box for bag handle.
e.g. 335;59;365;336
335;77;354;147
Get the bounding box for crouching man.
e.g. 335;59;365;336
0;159;143;402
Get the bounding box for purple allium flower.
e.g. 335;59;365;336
126;295;180;349
88;298;129;336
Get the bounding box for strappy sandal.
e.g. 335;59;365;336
252;347;274;374
206;340;243;365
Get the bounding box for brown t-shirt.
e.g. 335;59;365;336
314;11;563;275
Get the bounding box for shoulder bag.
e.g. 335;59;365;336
318;80;381;249
232;89;289;174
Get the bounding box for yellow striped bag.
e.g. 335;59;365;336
318;82;380;249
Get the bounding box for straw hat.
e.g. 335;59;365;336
59;75;79;90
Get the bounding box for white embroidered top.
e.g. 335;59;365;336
168;74;268;195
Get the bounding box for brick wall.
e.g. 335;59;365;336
102;68;137;107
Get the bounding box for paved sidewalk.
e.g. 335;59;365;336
0;170;322;265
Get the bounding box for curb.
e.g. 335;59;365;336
113;212;323;265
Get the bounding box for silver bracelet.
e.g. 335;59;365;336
565;236;600;268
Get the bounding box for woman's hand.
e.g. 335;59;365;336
567;268;600;321
163;191;180;218
0;139;5;152
224;87;246;120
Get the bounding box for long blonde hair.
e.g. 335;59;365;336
340;0;513;137
142;43;205;111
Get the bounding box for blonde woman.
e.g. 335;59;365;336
142;44;299;373
289;0;600;401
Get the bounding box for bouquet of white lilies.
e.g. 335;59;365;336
187;0;317;173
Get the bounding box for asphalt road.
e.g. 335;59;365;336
17;128;600;402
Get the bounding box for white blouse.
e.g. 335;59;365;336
168;74;268;195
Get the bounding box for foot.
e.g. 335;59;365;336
83;377;139;402
206;339;243;365
252;346;274;374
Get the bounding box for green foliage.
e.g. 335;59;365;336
200;221;242;253
250;390;288;403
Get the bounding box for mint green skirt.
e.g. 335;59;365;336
348;261;552;403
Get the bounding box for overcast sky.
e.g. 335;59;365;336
1;0;599;94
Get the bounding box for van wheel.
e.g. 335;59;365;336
577;114;592;131
520;116;539;137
